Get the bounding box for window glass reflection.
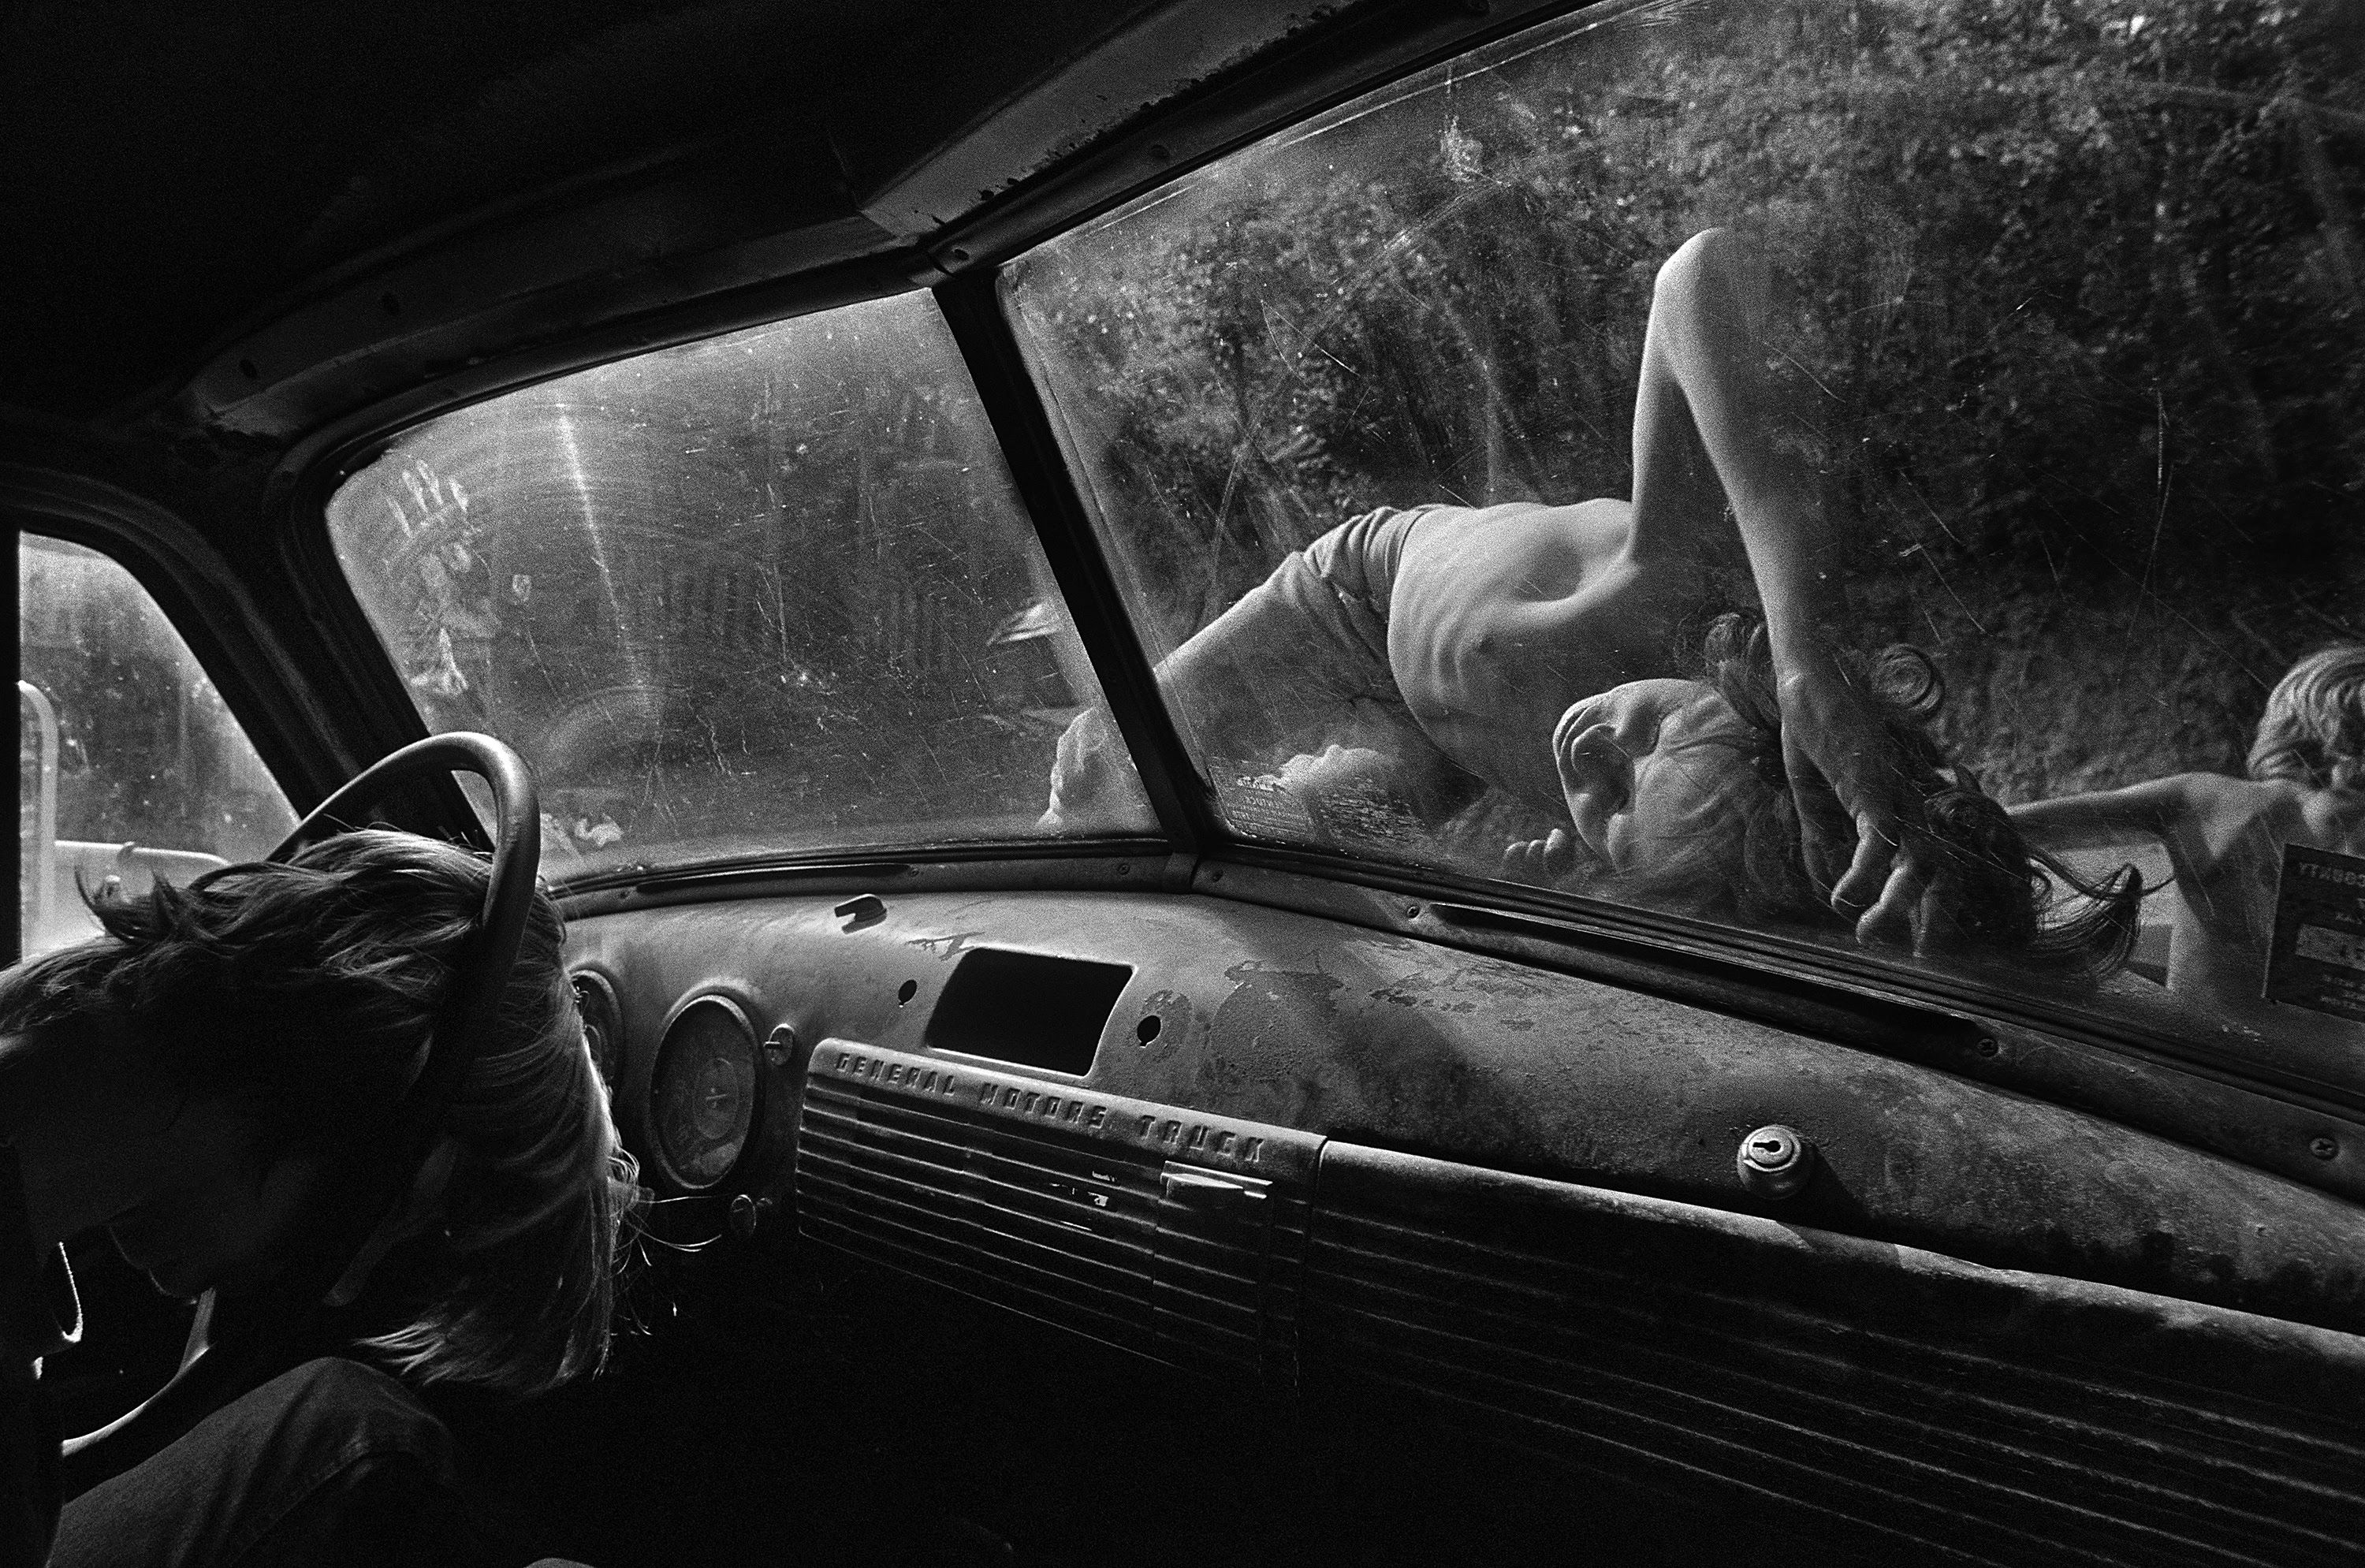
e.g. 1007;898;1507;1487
330;292;1155;881
1004;0;2365;1074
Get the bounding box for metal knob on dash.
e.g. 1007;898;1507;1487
1736;1124;1816;1199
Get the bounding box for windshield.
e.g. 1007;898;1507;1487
329;291;1155;883
1001;0;2365;1086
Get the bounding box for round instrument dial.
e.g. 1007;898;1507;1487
650;996;759;1190
570;970;623;1089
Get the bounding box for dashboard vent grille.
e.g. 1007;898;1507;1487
1307;1143;2365;1568
797;1041;1310;1384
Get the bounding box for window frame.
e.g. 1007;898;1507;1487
2;469;371;840
289;275;1195;888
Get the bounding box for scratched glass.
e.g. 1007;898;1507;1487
19;535;296;955
1002;0;2365;1086
328;291;1155;883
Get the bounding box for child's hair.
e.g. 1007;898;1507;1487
0;828;638;1397
1600;613;2140;976
2247;644;2365;791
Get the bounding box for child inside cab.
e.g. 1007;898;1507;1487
0;829;638;1565
2012;646;2365;1026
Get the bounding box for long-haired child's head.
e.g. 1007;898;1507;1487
1586;613;2137;976
0;828;639;1397
2248;644;2365;791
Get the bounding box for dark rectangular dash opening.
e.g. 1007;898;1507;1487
923;948;1130;1075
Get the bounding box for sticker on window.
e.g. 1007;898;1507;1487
2265;845;2365;1022
1209;754;1443;856
1209;764;1320;842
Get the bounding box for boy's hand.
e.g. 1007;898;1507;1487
1774;656;1940;950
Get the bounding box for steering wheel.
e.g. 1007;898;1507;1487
58;732;540;1494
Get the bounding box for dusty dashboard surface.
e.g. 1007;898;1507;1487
564;882;2365;1566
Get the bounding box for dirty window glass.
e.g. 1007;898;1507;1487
1003;0;2365;1081
327;292;1155;882
19;536;297;955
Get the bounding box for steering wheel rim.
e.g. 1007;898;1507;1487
58;732;540;1495
281;733;541;1119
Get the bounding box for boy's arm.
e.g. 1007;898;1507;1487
2008;777;2196;852
1643;229;1935;943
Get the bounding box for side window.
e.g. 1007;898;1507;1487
327;289;1156;883
18;536;297;956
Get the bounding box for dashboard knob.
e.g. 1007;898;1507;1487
1737;1124;1816;1199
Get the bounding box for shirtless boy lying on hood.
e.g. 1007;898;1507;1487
1045;228;2132;967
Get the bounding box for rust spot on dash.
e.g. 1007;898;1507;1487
907;929;988;960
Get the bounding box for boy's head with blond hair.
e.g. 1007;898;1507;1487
2248;645;2365;792
0;829;637;1397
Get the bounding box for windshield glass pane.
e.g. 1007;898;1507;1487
329;292;1156;882
1004;0;2365;1085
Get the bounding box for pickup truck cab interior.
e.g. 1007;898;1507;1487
6;0;2364;1562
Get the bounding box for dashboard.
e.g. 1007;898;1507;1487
559;877;2365;1564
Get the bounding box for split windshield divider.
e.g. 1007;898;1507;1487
934;269;1217;858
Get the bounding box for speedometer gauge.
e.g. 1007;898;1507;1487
650;996;759;1190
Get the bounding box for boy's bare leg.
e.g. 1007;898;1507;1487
1041;511;1427;832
